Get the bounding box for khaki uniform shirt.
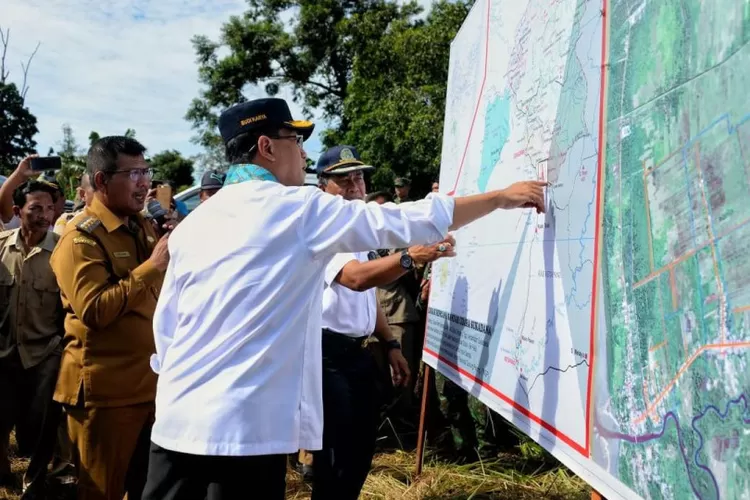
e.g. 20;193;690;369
50;197;163;408
0;229;63;369
53;210;80;235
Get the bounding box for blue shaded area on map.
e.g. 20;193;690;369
478;89;512;192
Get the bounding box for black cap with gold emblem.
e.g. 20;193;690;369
315;145;375;176
218;98;315;144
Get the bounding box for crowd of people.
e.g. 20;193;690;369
0;96;546;500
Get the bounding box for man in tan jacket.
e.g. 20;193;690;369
51;136;170;499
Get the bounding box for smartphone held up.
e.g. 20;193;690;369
30;156;62;172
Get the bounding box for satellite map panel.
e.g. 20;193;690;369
424;0;750;498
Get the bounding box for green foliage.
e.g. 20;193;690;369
0;82;38;174
149;150;195;188
53;124;86;200
340;1;473;194
188;0;473;196
186;0;422;150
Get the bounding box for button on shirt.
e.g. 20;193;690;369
150;180;454;457
322;252;376;337
0;229;63;369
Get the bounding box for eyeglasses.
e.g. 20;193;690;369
112;168;153;181
267;134;304;148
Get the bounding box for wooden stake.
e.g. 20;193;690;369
415;363;431;476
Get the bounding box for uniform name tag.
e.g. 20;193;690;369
113;251;131;258
73;236;97;247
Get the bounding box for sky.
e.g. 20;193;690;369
1;0;435;173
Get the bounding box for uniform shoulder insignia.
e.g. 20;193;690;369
76;216;102;234
73;236;97;247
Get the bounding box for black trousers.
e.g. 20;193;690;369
0;350;62;496
142;443;287;500
312;331;382;500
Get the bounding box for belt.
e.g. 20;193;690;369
322;329;369;351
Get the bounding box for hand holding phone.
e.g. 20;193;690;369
30;156;62;172
156;185;172;210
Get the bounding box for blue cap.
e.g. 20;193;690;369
316;145;375;176
218;98;314;144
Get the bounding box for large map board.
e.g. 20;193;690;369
423;0;750;498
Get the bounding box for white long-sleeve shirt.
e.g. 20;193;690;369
150;179;454;456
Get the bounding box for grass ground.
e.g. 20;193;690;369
2;434;589;499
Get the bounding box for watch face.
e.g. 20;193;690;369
400;254;413;269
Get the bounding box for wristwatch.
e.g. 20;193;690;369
399;249;414;270
385;339;402;351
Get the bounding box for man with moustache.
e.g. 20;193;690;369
50;136;170;500
313;146;456;499
0;181;63;498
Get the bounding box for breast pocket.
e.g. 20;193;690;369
0;274;14;313
32;276;61;312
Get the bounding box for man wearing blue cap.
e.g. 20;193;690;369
313;145;456;499
145;97;547;499
199;170;226;204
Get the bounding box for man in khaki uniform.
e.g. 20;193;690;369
53;172;95;235
393;177;411;204
374;252;423;408
0;180;63;498
51;136;170;500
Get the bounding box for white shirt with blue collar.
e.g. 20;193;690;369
149;164;454;457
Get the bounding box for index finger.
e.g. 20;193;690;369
530;180;550;187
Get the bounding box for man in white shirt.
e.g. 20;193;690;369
143;97;547;500
312;145;456;499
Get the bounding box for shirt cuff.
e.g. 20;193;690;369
426;193;455;236
324;253;357;285
131;260;163;288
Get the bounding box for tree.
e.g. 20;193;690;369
340;1;473;194
186;0;423;151
0;27;40;174
49;124;87;200
87;128;137;147
190;133;227;183
149;150;195;191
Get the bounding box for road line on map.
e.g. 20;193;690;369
632;216;750;290
634;341;750;424
587;0;610;457
648;340;666;353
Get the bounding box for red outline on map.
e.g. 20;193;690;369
445;0;491;196
427;0;610;459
